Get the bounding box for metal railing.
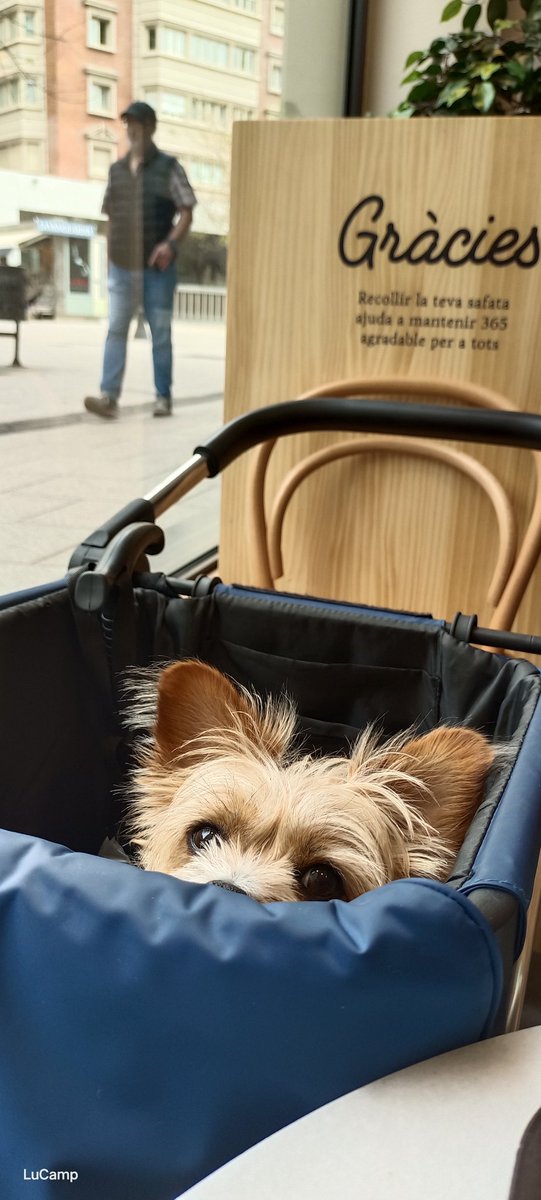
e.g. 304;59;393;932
174;284;227;322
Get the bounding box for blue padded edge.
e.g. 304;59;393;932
0;577;67;612
0;830;502;1200
217;584;445;627
460;687;541;953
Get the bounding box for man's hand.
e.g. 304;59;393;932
148;241;174;270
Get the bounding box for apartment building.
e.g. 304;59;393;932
0;0;132;177
0;1;285;306
133;0;265;238
0;1;285;195
0;1;48;172
260;0;284;118
44;0;133;181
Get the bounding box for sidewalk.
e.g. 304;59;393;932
0;317;226;593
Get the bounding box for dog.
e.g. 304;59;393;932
126;659;494;902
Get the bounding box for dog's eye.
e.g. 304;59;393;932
298;864;345;901
189;824;223;853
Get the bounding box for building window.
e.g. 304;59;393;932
88;78;115;117
147;25;156;50
89;143;114;180
189;160;226;189
0;77;19;109
23;10;36;36
268;61;282;95
88;10;115;51
191;98;227;127
270;2;285;35
0;13;18;44
233;0;257;11
160;26;186;57
232;46;256;74
191;34;228;69
232;106;254;122
25;76;39;105
160;90;186;118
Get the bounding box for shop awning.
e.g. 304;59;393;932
0;226;48;252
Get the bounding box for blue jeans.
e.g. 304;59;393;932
100;262;177;401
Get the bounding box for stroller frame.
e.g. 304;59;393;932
2;398;541;1200
70;396;541;1027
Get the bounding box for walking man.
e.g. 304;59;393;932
85;101;197;419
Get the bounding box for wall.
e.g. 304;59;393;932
281;0;350;117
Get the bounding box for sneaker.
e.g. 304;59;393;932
84;394;118;420
153;396;172;418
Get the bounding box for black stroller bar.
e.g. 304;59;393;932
192;398;541;477
72;398;541;605
76;398;541;529
447;612;541;657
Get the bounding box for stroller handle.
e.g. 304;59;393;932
192;398;541;478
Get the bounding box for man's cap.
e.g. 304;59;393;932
121;101;157;124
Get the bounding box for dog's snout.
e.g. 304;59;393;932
211;880;248;896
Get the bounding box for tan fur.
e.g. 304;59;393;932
126;660;494;903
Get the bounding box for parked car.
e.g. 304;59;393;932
27;282;56;319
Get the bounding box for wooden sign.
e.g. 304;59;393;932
221;117;541;631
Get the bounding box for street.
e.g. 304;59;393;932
0;316;225;594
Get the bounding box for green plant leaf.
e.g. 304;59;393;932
463;3;482;30
470;61;501;78
472;80;497;109
506;58;529;81
436;80;471;106
404;50;425;68
487;0;508;29
408;79;441;102
390;104;416;118
441;0;462;21
402;70;423;83
429;37;448;55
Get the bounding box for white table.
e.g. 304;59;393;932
180;1027;541;1200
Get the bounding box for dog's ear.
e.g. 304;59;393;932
396;727;494;857
154;660;295;763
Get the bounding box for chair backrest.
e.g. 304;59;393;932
246;376;541;629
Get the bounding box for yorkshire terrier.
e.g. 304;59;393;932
126;659;494;902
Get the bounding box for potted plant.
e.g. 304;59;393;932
393;0;541;116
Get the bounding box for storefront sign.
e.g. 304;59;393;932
34;217;97;239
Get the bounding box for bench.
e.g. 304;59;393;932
0;266;26;366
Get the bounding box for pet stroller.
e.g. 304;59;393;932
2;398;541;1200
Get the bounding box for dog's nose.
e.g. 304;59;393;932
211;880;248;896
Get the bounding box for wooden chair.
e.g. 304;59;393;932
247;376;541;630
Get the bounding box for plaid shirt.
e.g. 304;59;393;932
102;144;197;269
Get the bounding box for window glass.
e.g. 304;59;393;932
268;61;282;94
191;34;229;68
25;76;38;105
89;80;114;115
232;45;256;74
160;91;186;118
270;1;284;35
0;0;289;592
192;98;228;127
160;26;186;57
0;77;19;109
